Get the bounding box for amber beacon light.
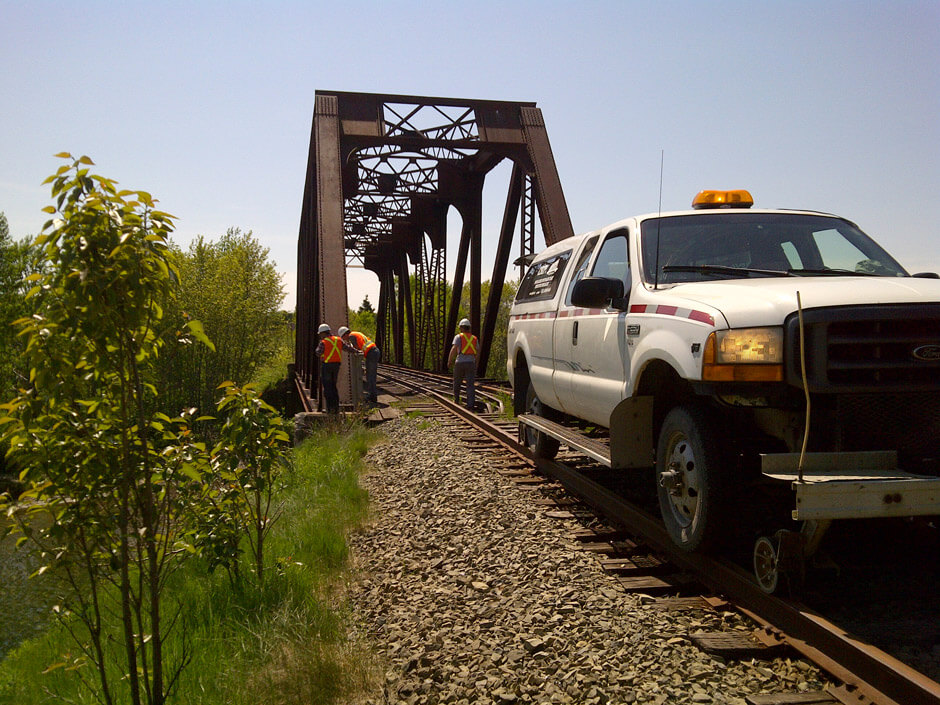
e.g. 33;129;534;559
692;189;754;209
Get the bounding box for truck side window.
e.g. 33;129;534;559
516;250;572;302
564;236;599;305
590;231;630;286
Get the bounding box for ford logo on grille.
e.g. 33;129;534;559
912;344;940;361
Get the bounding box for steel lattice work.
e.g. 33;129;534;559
295;91;573;411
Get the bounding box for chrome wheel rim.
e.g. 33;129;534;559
660;431;702;530
753;536;779;593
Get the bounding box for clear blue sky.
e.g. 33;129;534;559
3;1;938;310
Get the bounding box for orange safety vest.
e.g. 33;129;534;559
459;332;478;356
321;335;342;363
348;331;377;355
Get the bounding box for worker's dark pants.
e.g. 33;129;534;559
365;348;380;403
453;360;476;409
320;361;341;414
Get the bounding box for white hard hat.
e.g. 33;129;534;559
459;318;471;328
318;323;331;334
338;326;350;337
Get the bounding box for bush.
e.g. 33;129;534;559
158;228;287;417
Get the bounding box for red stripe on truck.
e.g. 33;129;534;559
629;304;714;326
513;306;714;326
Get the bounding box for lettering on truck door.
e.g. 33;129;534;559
564;229;631;425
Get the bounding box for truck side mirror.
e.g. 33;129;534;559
571;277;626;310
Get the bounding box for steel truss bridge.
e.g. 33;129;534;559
295;91;573;410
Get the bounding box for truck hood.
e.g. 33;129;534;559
666;277;940;329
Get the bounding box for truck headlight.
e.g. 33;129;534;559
703;327;784;381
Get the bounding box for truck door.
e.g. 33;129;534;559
558;229;631;426
552;235;598;415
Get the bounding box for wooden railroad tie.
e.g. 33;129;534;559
511;475;547;486
544;510;576;519
496;468;536;477
600;554;669;575
531;496;580;507
615;575;681;595
570;527;631;544
745;692;839;705
644;596;723;612
689;628;792;661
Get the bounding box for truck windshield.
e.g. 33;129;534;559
640;213;908;284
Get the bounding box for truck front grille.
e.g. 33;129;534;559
785;303;940;393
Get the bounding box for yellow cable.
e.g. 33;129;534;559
797;291;810;482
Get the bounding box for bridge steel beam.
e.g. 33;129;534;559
478;163;523;376
296;91;572;409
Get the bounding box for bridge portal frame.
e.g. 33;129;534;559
296;91;573;410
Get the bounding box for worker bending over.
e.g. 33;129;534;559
339;326;381;405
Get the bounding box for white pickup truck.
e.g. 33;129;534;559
507;189;940;589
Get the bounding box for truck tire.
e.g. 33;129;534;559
655;404;728;553
525;384;560;460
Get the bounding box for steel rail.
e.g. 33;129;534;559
378;364;508;414
294;374;313;412
380;367;940;705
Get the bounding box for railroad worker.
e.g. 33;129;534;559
448;318;479;410
338;326;381;405
315;323;343;414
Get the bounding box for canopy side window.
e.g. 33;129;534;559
516;250;573;302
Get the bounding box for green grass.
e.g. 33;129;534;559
495;391;516;420
0;518;58;662
250;344;294;394
0;423;380;705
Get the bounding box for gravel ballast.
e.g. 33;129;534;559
348;416;830;705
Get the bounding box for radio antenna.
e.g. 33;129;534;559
653;150;664;289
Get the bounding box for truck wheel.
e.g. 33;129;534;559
525;384;560;459
655;405;727;552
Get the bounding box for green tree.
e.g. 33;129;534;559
348;297;377;341
0;213;31;479
210;383;292;587
0;213;37;409
0;155;214;705
158;228;286;416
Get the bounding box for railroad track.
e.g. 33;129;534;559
375;366;940;705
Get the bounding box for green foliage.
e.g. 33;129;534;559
248;310;295;400
0;157;378;705
357;296;374;314
347;297;376;342
1;423;379;705
0;154;212;705
347;307;376;342
158;228;286;416
210;383;292;587
0;213;40;472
